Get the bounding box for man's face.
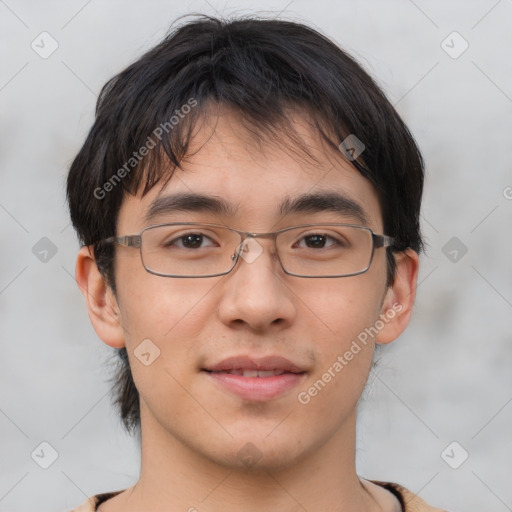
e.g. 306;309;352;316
111;110;396;470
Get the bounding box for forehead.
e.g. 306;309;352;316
117;109;383;233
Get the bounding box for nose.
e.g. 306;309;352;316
216;237;297;332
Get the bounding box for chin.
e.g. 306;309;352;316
197;432;314;473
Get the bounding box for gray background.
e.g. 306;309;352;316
1;1;511;511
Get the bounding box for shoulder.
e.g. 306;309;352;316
68;496;96;512
371;480;449;512
68;490;125;512
70;484;449;512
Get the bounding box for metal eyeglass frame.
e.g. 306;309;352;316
99;222;395;278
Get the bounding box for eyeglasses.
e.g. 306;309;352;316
99;222;395;278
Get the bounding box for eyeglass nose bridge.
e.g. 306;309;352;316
231;232;279;267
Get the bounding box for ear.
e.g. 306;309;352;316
75;245;126;349
375;249;419;345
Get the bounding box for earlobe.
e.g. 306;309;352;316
75;245;126;349
375;249;419;345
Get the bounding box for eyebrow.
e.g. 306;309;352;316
145;193;239;223
144;191;369;225
279;192;369;225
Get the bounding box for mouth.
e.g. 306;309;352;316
202;355;307;401
208;369;290;377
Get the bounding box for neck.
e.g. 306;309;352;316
118;405;381;512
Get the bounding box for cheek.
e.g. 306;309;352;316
117;263;218;340
294;316;376;432
292;273;385;407
293;267;386;342
117;277;214;420
114;270;218;399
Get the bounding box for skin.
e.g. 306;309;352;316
76;108;419;512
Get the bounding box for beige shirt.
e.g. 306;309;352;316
69;481;448;511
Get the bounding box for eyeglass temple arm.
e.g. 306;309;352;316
373;234;395;249
102;235;141;248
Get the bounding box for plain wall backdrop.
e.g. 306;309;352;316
1;1;511;511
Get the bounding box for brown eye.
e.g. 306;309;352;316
295;233;340;249
304;234;328;248
180;234;204;248
163;232;216;249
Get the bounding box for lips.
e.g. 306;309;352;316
202;355;307;401
203;355;306;374
219;369;286;377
